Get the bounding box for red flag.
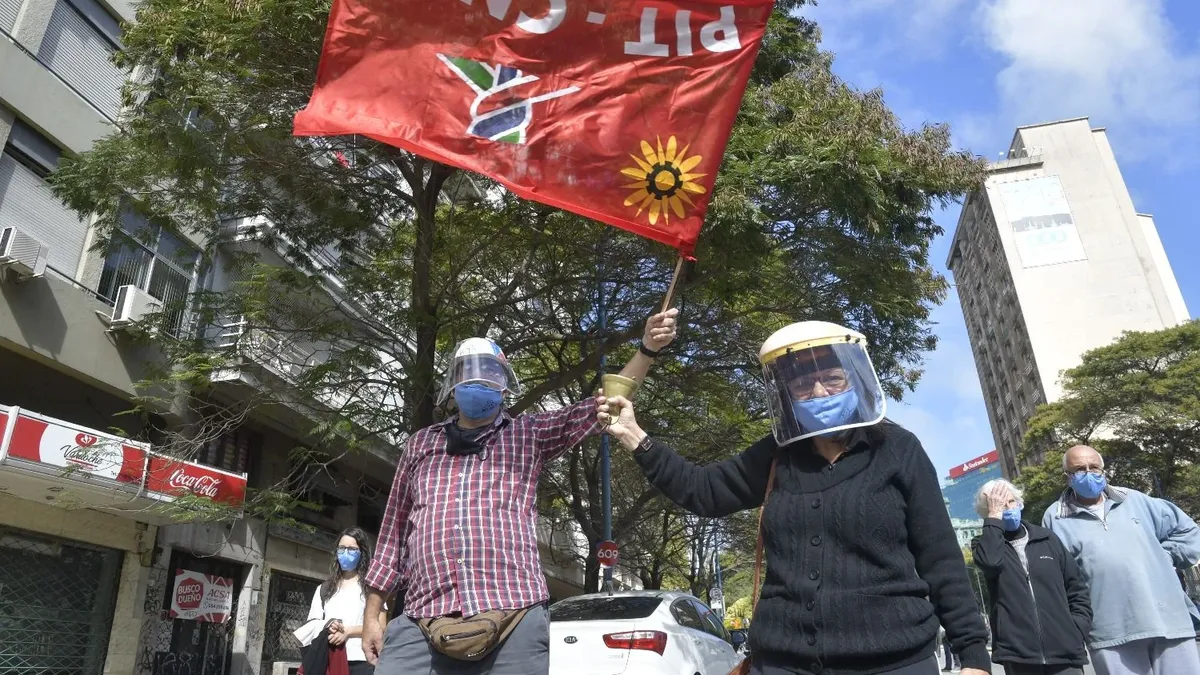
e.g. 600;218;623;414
294;0;773;255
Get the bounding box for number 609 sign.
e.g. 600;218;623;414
596;540;619;568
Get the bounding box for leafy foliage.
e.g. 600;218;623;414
1020;322;1200;517
50;0;985;587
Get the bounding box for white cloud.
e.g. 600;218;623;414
977;0;1200;162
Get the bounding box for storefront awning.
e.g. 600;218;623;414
0;405;247;523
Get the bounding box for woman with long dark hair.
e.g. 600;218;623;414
305;527;386;675
599;321;992;675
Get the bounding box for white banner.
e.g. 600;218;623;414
991;176;1087;269
169;569;235;623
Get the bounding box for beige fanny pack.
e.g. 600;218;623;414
417;607;530;661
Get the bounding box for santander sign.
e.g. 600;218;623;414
948;450;1000;480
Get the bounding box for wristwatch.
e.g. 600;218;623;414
634;435;654;455
639;342;660;358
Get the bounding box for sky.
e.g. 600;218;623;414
797;0;1200;479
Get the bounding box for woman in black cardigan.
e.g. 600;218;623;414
598;321;991;675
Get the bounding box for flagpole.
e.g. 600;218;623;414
660;255;685;313
598;254;614;594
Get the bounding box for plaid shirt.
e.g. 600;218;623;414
365;399;600;618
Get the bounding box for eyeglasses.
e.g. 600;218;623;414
788;369;849;400
1067;469;1104;479
336;546;360;554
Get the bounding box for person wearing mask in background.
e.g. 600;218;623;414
362;310;678;675
304;528;387;675
939;627;959;672
972;480;1091;675
1043;444;1200;675
599;321;992;675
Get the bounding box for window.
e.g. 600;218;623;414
670;599;705;631
550;596;662;622
1;0;20;32
198;428;260;475
692;600;730;642
97;208;199;333
0;120;89;276
37;0;125;119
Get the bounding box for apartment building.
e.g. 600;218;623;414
0;1;602;673
946;118;1189;478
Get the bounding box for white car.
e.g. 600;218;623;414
549;590;745;675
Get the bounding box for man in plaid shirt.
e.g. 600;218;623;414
362;309;679;674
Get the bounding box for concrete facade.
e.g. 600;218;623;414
947;118;1189;478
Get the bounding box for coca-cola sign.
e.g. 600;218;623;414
146;456;247;508
167;468;222;499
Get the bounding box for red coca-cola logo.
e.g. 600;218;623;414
175;579;204;610
168;468;222;499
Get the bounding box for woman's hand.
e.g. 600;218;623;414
327;620;347;646
596;394;646;450
986;484;1012;519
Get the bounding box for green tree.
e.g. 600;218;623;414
49;0;985;586
1021;322;1200;517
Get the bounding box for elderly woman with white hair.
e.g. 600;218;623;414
971;479;1092;675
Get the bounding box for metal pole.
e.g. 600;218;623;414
713;539;725;618
599;280;614;592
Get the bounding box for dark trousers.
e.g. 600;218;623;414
753;656;940;675
941;642;958;670
348;662;375;675
1002;665;1084;675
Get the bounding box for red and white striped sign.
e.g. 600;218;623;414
0;405;248;510
169;569;235;623
0;407;147;483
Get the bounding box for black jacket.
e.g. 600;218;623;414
634;423;991;675
972;520;1092;667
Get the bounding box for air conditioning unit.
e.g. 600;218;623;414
109;285;161;330
0;226;49;280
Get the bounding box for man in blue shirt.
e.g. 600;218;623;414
1042;445;1200;675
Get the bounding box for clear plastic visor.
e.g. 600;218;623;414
436;354;522;404
761;341;886;445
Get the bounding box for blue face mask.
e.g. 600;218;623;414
1001;508;1023;532
791;388;860;435
455;383;504;420
337;549;361;571
1071;472;1107;499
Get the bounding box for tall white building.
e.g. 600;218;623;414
947;118;1189;478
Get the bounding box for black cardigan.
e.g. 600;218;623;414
634;423;991;675
971;520;1092;666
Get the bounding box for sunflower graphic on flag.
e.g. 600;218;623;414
619;136;706;225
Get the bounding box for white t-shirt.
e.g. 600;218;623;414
307;581;370;662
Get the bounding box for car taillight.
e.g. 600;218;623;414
603;630;667;655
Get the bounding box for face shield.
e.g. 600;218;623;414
436;338;522;405
761;340;886;446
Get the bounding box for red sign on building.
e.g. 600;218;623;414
145;456;247;507
948;450;1000;480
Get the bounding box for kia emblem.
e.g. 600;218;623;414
564;636;577;644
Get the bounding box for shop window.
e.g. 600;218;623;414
0;526;122;675
261;572;320;671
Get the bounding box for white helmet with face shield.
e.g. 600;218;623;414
436;337;522;406
758;321;886;446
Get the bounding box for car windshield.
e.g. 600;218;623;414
550;596;663;622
